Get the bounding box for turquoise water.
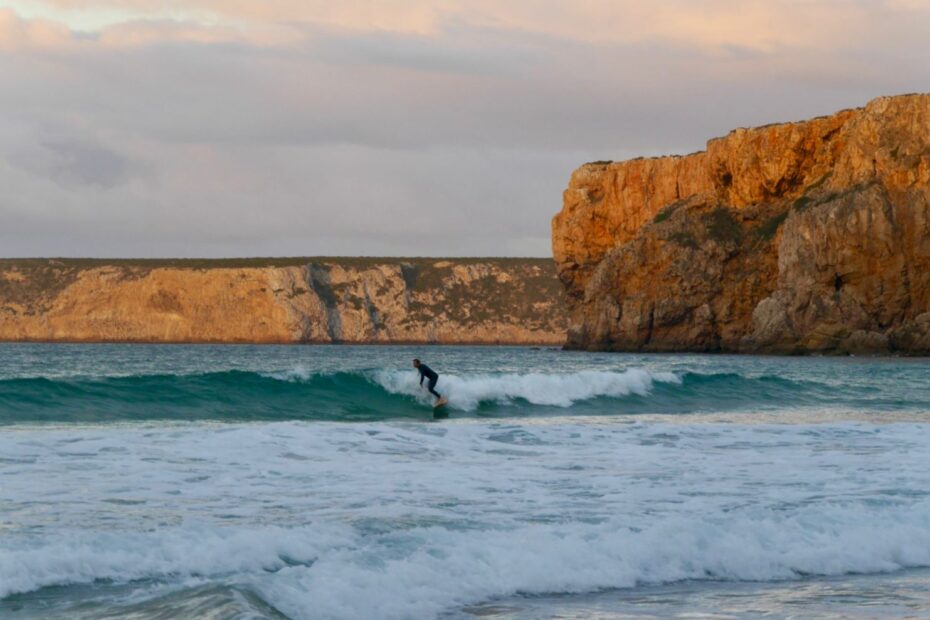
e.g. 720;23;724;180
1;344;928;423
1;344;930;618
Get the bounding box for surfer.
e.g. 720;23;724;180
413;358;444;405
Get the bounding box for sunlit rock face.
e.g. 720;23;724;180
0;258;565;344
553;94;930;354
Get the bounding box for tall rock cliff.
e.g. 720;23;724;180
0;258;565;344
553;94;930;354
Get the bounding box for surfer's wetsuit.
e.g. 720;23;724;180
418;364;441;399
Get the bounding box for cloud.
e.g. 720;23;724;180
8;138;131;187
17;0;930;50
0;7;72;48
0;1;928;257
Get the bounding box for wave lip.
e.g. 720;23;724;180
373;368;681;410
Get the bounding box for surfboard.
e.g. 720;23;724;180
432;397;449;418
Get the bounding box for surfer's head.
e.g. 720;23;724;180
412;359;420;368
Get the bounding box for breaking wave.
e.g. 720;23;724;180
0;367;897;424
5;501;930;618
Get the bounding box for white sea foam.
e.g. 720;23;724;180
259;505;930;620
3;421;930;618
263;365;314;382
3;502;930;618
0;525;352;600
372;368;681;409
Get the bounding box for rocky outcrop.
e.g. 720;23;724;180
0;258;565;344
553;94;930;354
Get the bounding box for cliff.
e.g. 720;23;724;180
553;94;930;354
0;258;565;344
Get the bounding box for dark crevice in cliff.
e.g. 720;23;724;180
820;125;842;142
400;263;418;292
361;281;383;336
307;264;343;343
644;304;655;346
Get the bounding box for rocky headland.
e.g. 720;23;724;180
553;94;930;354
0;258;565;344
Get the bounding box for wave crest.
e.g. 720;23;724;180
372;368;681;410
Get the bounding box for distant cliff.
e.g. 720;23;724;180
0;258;565;344
553;94;930;354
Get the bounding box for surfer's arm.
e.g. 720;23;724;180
418;371;424;386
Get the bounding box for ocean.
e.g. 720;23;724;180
1;343;929;619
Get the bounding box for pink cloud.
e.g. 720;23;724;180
17;0;930;52
0;8;72;49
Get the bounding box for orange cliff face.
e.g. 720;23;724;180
0;259;566;344
552;94;930;354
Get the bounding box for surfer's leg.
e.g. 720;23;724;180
427;378;441;399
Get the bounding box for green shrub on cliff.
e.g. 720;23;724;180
755;212;789;240
703;208;741;244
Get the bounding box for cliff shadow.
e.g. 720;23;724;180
307;264;343;343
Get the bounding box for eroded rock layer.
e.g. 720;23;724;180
0;258;565;344
552;94;930;354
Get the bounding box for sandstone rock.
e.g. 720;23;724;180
553;94;930;354
0;258;565;344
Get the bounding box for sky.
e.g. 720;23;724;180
1;1;928;258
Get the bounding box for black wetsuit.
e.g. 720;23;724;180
418;364;441;399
